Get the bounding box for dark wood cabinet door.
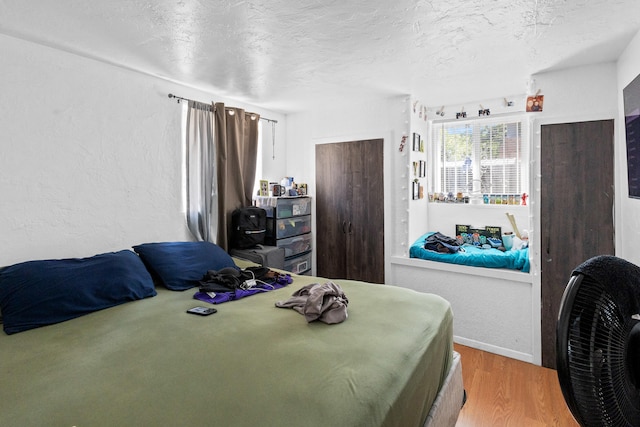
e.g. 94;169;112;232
345;139;384;283
540;120;614;368
316;142;348;279
316;139;384;283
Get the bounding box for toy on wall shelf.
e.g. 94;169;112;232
521;193;528;206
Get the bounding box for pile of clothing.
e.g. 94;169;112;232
276;281;349;325
194;266;292;304
424;232;463;254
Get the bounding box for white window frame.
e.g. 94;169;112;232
431;115;530;201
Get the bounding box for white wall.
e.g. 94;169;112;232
427;204;530;239
408;102;430;246
0;34;285;266
285;95;409;279
617;29;640;266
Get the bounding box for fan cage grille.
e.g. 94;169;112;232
562;275;640;426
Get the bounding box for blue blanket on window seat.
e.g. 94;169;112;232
410;232;530;272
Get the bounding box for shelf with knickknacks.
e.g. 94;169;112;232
428;192;470;203
478;193;529;205
259;177;309;198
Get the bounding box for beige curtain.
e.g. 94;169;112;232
214;102;260;251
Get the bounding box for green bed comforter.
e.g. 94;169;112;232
0;264;453;427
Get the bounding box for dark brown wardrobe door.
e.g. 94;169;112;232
316;142;348;280
540;120;614;368
316;139;384;283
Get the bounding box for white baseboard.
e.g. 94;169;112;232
454;335;535;365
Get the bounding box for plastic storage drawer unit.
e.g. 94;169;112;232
273;233;312;258
273;197;311;218
256;196;311;219
268;215;311;239
284;252;312;275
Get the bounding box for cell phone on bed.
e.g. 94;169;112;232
186;306;217;316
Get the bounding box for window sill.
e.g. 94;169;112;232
428;202;529;208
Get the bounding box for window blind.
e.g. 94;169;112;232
432;115;529;198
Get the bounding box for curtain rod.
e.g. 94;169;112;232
168;93;278;124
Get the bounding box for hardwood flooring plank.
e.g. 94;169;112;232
454;344;578;427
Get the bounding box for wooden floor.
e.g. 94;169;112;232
454;344;579;427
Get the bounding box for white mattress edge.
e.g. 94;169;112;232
424;351;464;427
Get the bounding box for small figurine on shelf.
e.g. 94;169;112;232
521;192;528;206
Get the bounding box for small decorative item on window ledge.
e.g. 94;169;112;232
482;194;522;205
429;192;469;203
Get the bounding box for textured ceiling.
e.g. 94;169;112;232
1;0;639;113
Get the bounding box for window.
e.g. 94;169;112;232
253;120;263;197
432;116;529;199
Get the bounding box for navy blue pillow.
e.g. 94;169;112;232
0;250;156;335
132;241;237;291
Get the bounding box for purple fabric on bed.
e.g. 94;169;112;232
194;282;289;304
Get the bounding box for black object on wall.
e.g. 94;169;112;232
624;73;640;199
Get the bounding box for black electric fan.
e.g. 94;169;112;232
557;255;640;426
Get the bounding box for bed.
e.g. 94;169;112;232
410;232;530;272
0;242;463;427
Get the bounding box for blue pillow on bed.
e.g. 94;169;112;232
132;241;237;291
0;250;156;335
